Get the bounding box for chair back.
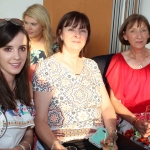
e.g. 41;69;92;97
92;54;115;93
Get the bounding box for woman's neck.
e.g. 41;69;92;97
128;47;150;69
130;47;148;58
30;36;45;51
56;52;83;75
61;51;80;67
30;35;44;43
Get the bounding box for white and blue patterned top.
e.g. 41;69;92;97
0;100;35;148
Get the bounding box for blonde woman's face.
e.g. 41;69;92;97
24;15;43;39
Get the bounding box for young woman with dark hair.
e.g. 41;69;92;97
0;19;34;149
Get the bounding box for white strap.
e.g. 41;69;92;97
19;144;26;150
22;141;31;150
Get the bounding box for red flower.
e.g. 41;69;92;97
124;128;134;139
137;137;150;146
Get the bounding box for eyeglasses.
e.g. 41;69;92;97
0;18;23;28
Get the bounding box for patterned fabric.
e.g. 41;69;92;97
30;50;46;65
32;55;105;143
117;113;150;149
52;42;59;53
0;100;35;148
106;53;150;149
30;43;58;65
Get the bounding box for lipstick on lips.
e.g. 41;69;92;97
10;63;21;68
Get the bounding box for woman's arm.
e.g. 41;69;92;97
19;127;33;150
0;128;33;150
34;91;66;149
110;89;147;136
11;83;34;150
101;86;117;130
100;86;118;150
110;89;136;124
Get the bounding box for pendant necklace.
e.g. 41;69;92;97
130;49;147;69
138;61;144;69
137;52;148;69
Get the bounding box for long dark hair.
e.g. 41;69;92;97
0;22;31;110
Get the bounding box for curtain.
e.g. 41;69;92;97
109;0;141;54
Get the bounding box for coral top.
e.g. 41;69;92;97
106;53;150;113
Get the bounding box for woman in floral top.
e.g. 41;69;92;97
32;11;120;150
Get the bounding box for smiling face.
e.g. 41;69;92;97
123;21;150;49
0;32;27;79
24;15;43;39
60;24;88;53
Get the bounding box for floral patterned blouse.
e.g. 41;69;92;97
32;55;104;143
30;50;46;65
30;43;58;65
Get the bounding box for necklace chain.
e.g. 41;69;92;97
130;49;148;69
137;58;145;69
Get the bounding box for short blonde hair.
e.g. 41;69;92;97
23;4;54;57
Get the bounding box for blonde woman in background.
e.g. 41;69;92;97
22;4;57;81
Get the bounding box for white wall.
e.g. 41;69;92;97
140;0;150;49
0;0;43;19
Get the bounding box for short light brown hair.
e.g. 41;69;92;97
119;14;150;45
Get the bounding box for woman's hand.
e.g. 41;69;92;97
51;141;66;150
134;119;147;136
142;121;150;137
100;133;118;150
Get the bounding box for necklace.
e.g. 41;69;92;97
138;64;143;69
130;49;148;69
138;60;144;69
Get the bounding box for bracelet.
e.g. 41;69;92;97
106;127;117;134
18;144;26;150
22;141;31;150
107;128;118;140
132;117;139;126
51;140;59;150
